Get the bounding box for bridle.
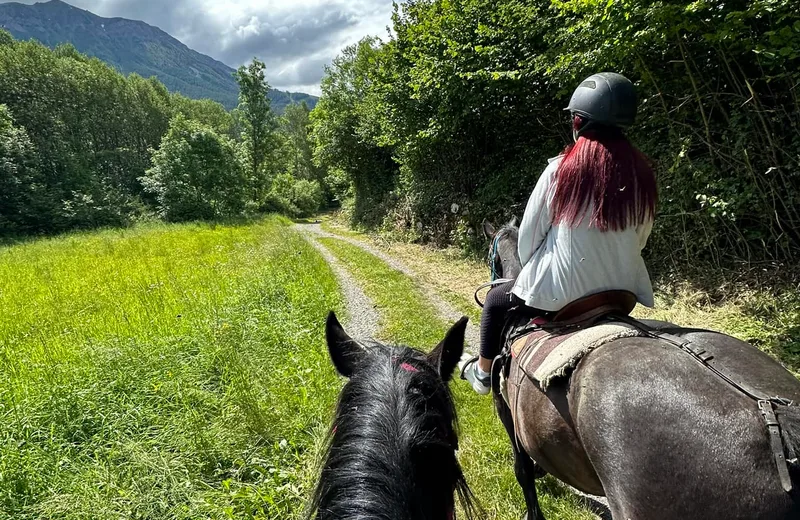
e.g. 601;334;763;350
475;234;513;307
486;234;502;282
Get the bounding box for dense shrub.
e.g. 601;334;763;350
0;104;46;234
0;31;280;235
267;172;324;217
141;116;247;221
313;0;800;267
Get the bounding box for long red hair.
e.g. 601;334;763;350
551;116;657;231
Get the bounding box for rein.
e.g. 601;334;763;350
487;235;502;282
473;278;514;308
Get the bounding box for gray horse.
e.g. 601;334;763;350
483;219;800;520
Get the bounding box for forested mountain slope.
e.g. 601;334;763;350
0;0;317;111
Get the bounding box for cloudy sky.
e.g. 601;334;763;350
2;0;395;94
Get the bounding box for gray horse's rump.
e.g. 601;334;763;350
569;333;800;519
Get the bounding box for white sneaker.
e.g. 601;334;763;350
459;356;491;395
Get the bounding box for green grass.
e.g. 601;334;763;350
0;217;342;519
317;237;596;520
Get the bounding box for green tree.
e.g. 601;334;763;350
171;93;233;136
141;115;247;222
0;104;49;234
311;38;397;226
234;59;277;204
313;0;800;261
281;102;318;181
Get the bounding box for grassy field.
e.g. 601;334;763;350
0;217;343;519
6;214;798;520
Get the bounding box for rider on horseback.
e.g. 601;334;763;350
463;72;658;395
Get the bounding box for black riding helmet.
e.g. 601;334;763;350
565;72;637;138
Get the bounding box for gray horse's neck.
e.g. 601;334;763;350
498;227;522;280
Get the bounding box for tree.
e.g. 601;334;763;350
141;115;247;222
234;59;277;204
281;102;317;181
0;104;49;234
171;93;233;136
311;38;397;226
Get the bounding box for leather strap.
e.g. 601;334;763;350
760;400;794;492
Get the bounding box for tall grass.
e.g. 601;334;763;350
0;217;341;519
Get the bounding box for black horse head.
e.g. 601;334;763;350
482;217;522;281
309;312;477;520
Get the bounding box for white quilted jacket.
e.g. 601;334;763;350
511;156;655;312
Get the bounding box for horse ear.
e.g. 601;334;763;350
428;316;468;382
325;311;364;378
508;216;519;228
482;221;497;239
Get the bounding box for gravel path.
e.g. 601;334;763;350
299;228;380;341
299;223;481;354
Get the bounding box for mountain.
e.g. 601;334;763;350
0;0;317;112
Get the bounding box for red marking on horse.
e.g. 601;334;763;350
400;362;419;373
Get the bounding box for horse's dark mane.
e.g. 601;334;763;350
308;342;476;520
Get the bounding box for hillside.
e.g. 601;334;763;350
0;0;317;111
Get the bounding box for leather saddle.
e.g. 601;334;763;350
549;290;637;327
507;290;637;339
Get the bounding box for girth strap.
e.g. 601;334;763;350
759;400;794;493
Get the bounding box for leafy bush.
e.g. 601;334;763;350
313;0;800;267
142;115;247;222
266;172;324;217
0;104;47;234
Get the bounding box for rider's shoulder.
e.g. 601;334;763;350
546;154;564;164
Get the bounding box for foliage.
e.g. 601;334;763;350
0;31;170;233
234;59;279;204
266;172;324;217
312;0;800;266
170;93;235;136
311;38;398;226
0;31;314;236
142;115;247;222
281;103;319;182
0;105;42;234
0;218;342;519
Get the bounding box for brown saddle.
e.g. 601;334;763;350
548;290;637;327
502;290;639;388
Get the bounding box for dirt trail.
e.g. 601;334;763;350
299;223;481;353
298;227;380;340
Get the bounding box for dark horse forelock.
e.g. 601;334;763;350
308;343;476;520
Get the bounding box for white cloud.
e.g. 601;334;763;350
1;0;394;94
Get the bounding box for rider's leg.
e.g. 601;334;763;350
478;280;520;372
462;281;523;395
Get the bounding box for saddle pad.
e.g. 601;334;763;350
511;322;643;390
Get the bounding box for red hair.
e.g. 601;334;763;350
551;116;657;231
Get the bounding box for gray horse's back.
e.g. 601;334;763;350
571;335;800;519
